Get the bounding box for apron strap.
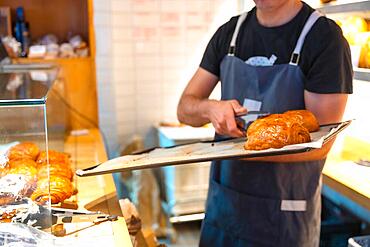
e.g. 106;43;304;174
289;10;323;65
228;12;248;56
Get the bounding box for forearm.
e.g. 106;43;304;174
177;94;213;127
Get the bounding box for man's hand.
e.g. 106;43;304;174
177;68;247;137
205;99;247;137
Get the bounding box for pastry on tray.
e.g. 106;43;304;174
283;110;320;132
244;110;319;151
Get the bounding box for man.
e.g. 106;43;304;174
177;0;352;246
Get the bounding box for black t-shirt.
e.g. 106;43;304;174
200;2;353;94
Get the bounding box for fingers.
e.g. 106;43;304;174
207;99;247;137
226;118;245;137
229;100;247;116
212;106;245;138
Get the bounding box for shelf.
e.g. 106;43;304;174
316;0;370;14
14;57;92;64
354;67;370;81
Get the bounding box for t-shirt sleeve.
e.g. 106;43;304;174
200;18;237;77
304;18;353;94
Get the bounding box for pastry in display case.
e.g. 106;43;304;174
0;68;72;236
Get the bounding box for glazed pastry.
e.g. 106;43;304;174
7;142;40;161
284;110;320;132
36;150;70;167
31;176;73;204
245;114;311;150
37;164;73;181
0;174;29;205
7;163;37;182
9;159;37;169
6;160;38;196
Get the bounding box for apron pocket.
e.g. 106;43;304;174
204;179;281;245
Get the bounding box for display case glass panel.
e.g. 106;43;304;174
0;68;69;241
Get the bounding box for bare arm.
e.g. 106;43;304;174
177;67;247;137
248;91;348;162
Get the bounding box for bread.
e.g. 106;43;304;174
37;164;73;181
7;161;37;182
36;150;73;180
36;150;70;167
283;110;319;132
31;176;73;204
245;114;311;150
7;142;40;161
2;159;38;197
4;144;74;205
8;159;37;169
0;174;30;205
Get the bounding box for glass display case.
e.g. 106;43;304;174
0;68;69;241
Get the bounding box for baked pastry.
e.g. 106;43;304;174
37;164;73;181
8;159;37;169
283;110;320;132
7;159;38;196
7;163;37;182
0;174;30;205
31;176;73;204
7;142;40;161
245;114;311;150
36;150;73;181
36;150;70;167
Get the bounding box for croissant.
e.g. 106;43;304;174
31;176;73;204
37;164;73;181
283;110;320;132
7;162;37;182
245;114;311;150
36;150;70;167
7;142;40;161
8;159;37;169
5;159;38;196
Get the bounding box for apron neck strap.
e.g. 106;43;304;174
228;12;248;56
289;10;323;65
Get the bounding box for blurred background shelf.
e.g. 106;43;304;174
0;0;98;130
317;0;370;15
354;67;370;81
14;57;93;63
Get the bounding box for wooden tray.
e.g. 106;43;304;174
76;121;352;177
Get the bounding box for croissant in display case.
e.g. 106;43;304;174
7;142;40;161
36;150;70;167
1;142;75;205
7;159;37;182
37;164;73;181
244;110;319;151
31;176;73;204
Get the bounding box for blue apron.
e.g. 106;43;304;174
199;11;325;247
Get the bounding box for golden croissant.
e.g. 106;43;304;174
36;150;70;167
244;110;319;151
7;142;40;161
283;110;319;132
37;164;73;181
31;176;73;204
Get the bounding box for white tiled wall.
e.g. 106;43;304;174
94;0;242;157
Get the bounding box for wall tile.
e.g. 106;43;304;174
95;0;236;156
111;0;132;12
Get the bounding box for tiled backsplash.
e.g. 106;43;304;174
94;0;241;157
